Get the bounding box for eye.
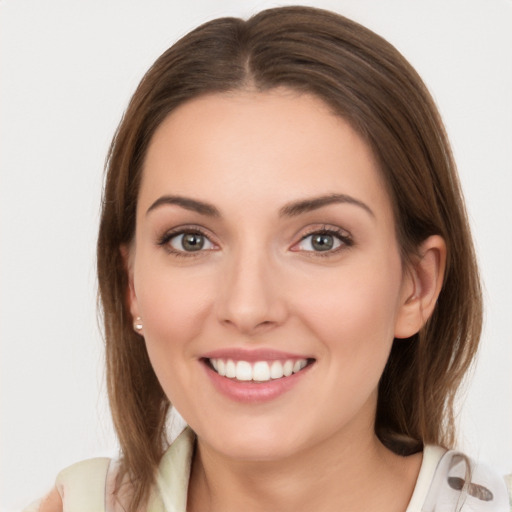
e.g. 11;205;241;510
293;227;352;254
159;229;216;254
170;232;214;252
298;233;341;252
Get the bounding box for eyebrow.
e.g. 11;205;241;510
279;194;375;218
146;193;374;218
146;195;221;217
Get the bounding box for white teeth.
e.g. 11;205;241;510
253;361;270;381
208;358;309;382
270;360;284;379
283;360;294;377
236;361;252;381
293;359;307;373
225;359;236;378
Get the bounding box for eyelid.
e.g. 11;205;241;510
156;223;352;256
157;225;219;255
290;225;353;254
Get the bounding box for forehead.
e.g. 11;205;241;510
139;89;391;219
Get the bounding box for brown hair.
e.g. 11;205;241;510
97;6;482;510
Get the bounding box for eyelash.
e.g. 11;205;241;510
157;225;353;257
293;226;353;257
157;226;216;258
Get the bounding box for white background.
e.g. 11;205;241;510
1;0;511;510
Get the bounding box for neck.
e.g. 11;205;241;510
187;421;422;512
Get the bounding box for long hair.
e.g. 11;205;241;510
97;6;482;510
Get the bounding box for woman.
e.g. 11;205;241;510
29;5;510;512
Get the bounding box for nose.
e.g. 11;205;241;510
215;250;288;335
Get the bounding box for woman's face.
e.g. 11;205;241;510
127;89;417;461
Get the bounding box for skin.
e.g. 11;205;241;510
39;88;446;512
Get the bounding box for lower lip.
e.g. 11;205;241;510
202;360;313;403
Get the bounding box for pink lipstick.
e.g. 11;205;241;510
200;349;315;403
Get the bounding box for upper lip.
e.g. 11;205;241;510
201;348;313;362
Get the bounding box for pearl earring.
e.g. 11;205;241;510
133;316;143;332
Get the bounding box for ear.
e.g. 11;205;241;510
394;235;447;339
120;244;141;330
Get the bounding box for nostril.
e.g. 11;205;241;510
219;316;279;335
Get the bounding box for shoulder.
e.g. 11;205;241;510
421;447;511;512
23;457;112;512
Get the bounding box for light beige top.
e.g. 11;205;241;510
24;428;511;512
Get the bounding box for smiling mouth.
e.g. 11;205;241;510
204;358;315;383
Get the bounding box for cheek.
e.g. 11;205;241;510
303;258;402;323
132;262;218;398
133;271;217;413
293;256;404;371
135;258;214;338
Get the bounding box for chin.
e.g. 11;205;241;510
218;439;297;462
196;419;311;462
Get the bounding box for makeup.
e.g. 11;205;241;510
200;349;315;403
